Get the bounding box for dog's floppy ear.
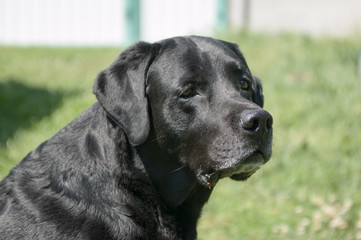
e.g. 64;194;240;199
93;42;159;146
252;76;264;108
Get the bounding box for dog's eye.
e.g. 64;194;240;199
180;88;198;99
240;79;251;91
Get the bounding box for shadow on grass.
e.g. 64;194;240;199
0;79;71;146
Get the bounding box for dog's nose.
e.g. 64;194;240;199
240;109;273;136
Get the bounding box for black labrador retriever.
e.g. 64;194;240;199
0;36;273;240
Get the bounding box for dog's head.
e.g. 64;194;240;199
93;36;272;188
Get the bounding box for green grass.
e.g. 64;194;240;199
1;33;361;239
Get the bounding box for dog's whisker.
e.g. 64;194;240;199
167;166;186;174
151;134;165;143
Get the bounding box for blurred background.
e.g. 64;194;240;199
1;0;361;239
1;0;361;45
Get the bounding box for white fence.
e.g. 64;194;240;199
0;0;216;46
1;0;360;46
141;0;216;43
0;0;125;46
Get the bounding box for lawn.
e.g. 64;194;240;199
1;33;361;239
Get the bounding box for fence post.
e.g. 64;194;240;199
216;0;228;32
125;0;140;45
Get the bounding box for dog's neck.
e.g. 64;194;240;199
137;140;213;239
137;143;201;208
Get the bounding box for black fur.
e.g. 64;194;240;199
0;36;273;240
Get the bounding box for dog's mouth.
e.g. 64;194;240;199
228;152;265;181
197;151;267;189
